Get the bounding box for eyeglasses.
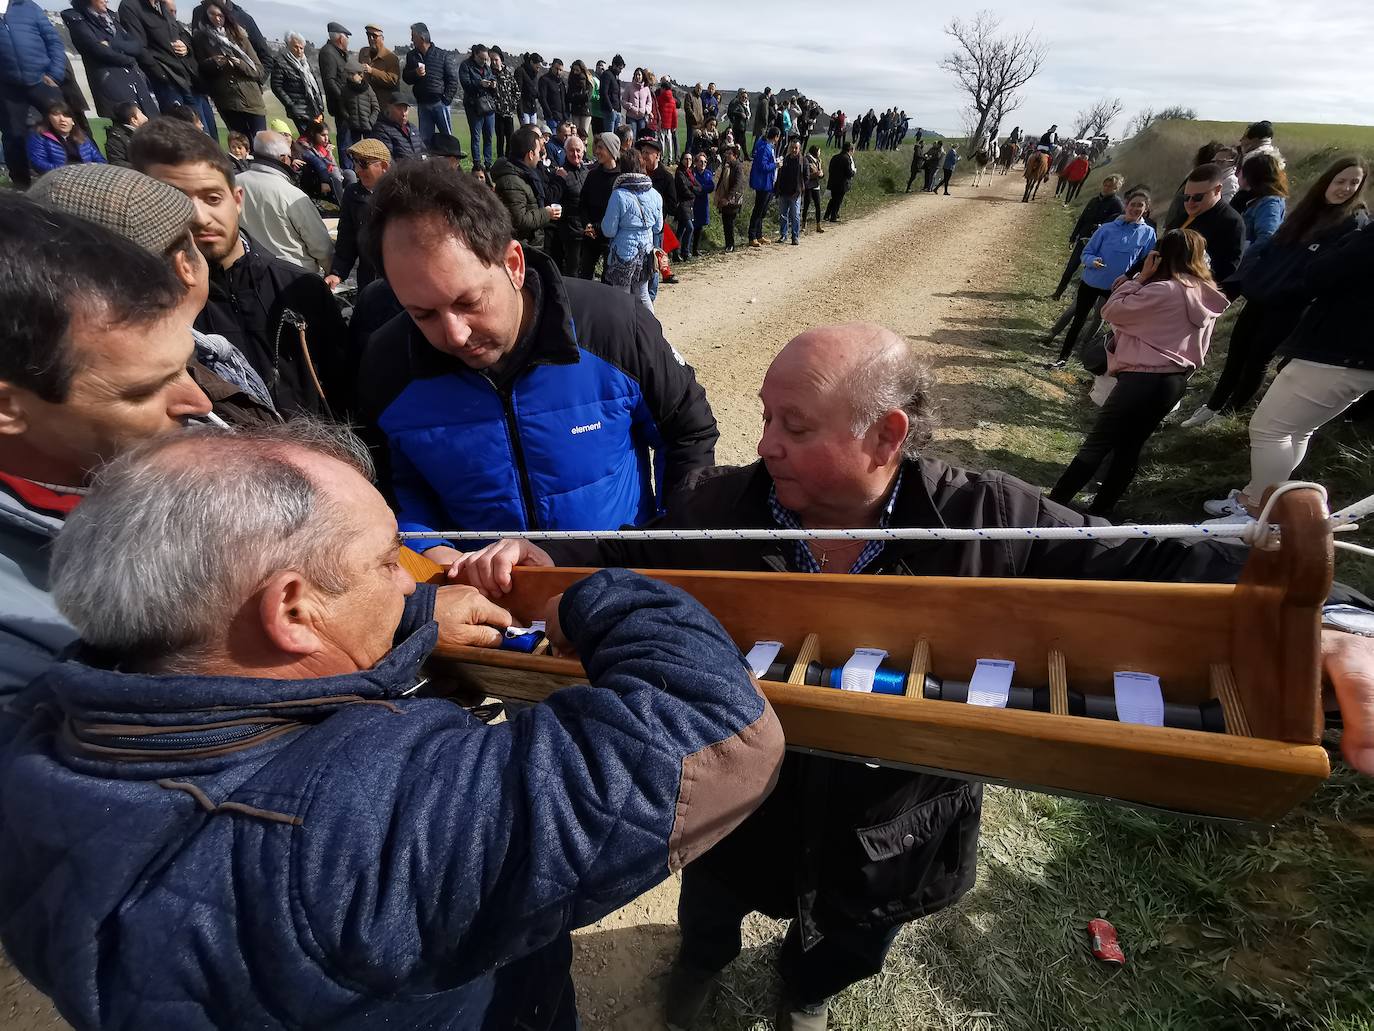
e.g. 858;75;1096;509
1182;191;1214;203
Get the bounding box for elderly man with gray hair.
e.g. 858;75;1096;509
453;321;1374;1031
0;420;784;1030
270;31;326;134
235;128;334;274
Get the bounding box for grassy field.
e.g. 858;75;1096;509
701;177;1374;1031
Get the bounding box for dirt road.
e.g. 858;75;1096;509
0;171;1049;1031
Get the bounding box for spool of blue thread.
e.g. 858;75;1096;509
804;661;910;696
500;629;544;653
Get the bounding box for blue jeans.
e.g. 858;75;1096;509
629;117;646;138
609;111;623;133
333;120;358;171
417;101;452;143
778;194;801;242
467;108;494;166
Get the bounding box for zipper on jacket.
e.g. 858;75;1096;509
79;722;280;752
484;377;540;530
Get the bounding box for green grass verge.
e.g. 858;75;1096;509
700;195;1374;1031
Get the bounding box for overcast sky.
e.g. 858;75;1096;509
100;0;1374;134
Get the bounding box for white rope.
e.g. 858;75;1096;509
396;482;1374;559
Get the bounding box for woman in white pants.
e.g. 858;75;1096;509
1205;222;1373;520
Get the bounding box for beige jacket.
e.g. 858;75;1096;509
236;159;334;275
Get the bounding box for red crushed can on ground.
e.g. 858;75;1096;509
1088;918;1126;965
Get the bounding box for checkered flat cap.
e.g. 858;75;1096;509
28;163;195;256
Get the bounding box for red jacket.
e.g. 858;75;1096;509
654;87;678;130
1064;156;1091;183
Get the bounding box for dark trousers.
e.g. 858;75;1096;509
152;80;217;140
1050;371;1188;515
0;81;62;187
675;214;694;259
333;119;358;171
922;166;937;191
1065;179;1086;203
221;110;266;138
559;233;592;279
677;862;901;1009
748;188;772;241
1205;297;1304;414
722;207;739;247
495;114;514;157
936;167;952;194
823;185;847;221
1054;239;1088;297
802;187;823;228
1058;282;1112;360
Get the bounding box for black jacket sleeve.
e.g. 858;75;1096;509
623;303;718;493
1208;208;1246;287
1302;222;1373;295
441;49;460;105
330;189;360;280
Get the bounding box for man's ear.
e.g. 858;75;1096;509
871;409;910;467
257;570;326;657
0;381;31;437
503;238;527;291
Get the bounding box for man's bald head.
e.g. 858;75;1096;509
767;323;935;457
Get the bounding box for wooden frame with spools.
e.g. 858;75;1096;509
402;488;1335;823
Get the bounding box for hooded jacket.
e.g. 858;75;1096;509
748;136;776;192
359;248;716;545
1081;216;1157;290
0;0;65;87
1101;276;1229;375
654;85;677;130
491;157;550;245
0;570;783;1031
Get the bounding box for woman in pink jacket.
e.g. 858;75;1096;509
1049;228;1230;515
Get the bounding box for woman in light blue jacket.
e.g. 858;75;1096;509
601;146;664;311
1053;190;1156;366
1239;151;1287;247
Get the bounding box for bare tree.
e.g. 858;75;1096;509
941;11;1047;152
1125;105;1198;138
1072;97;1124;139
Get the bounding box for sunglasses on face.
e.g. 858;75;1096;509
1183;191;1214;203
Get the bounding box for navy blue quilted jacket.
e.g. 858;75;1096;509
0;570;783;1030
361;249;717;549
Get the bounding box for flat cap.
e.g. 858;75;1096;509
27;163;193;256
347;138;391;163
326;21;351;36
363;24;384;34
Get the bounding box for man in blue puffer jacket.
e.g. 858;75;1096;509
0;421;785;1031
0;0;66;186
747;125;779;245
360;159;718;572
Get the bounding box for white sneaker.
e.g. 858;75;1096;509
1181;405;1218;429
1202;489;1249;518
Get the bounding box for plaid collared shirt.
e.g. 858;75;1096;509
768;469;904;574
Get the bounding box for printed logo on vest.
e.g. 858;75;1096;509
570;421;603;435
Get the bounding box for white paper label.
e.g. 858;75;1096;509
744;641;784;678
504;620;545;638
967;659;1014;708
1114;671;1164;726
840;648;888;693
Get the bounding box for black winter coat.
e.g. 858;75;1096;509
337;75;379;133
402;44;458;106
317;40;348;116
516;61;540;115
556;161;590;235
774;154;803;197
648;163;677;211
580;163;618;239
827;151;855;190
1280;224;1374;370
574;457;1247;937
367;114;424;161
195;235;350;418
566;69;591;116
62;6;155;118
269;51;324;126
330;181;377;287
673;166;700;221
1158;198;1245;287
103;120;133;165
537;70;566;121
117;0;197;93
599;66;622;114
1071;191;1126;241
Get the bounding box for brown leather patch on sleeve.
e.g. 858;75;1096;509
666;685;785;872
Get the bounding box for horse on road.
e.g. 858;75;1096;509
1022;151;1051;202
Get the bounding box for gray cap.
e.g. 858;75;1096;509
595;131;620;161
326;21;351;36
